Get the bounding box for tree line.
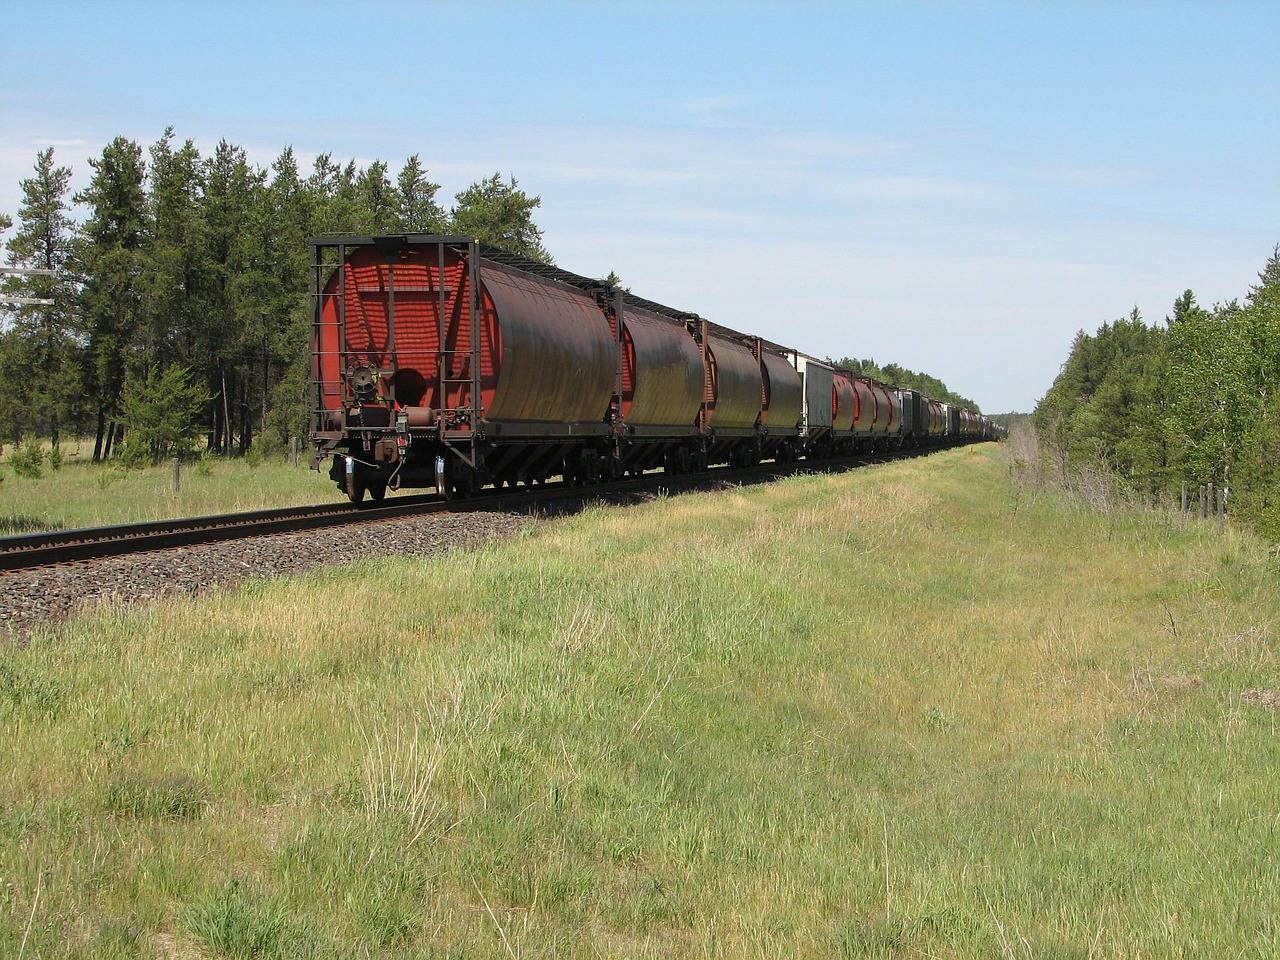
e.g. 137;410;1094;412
1033;246;1280;538
0;129;551;464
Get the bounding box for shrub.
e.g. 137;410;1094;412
9;443;43;479
119;365;208;465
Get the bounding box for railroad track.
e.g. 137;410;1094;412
0;447;929;573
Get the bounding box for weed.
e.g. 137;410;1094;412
182;880;295;960
0;514;55;535
103;772;210;821
0;657;64;718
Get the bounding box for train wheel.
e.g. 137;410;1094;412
343;456;366;504
435;455;455;501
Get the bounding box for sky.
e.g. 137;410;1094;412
1;0;1277;413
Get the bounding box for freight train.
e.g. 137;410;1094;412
309;235;1003;503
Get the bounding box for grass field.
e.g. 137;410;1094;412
0;447;333;533
2;443;1277;958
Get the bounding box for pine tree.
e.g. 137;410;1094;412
144;128;207;371
450;173;552;262
395;154;446;232
0;148;80;448
72;137;149;460
201;139;266;455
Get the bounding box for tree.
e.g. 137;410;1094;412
1033;308;1172;492
1165;299;1254;486
200;139;267;456
307;153;359;235
353;159;397;233
1230;247;1280;535
72;137;149;460
0;148;80;448
143;128;207;372
118;364;207;464
395;154;446;232
258;147;314;447
450;173;552;262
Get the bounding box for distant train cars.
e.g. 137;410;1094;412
309;235;1003;502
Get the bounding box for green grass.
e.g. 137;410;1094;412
0;447;332;533
1;443;1277;957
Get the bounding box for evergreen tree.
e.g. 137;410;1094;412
118;364;207;464
144;128;207;371
1033;308;1172;491
450;173;552;262
72;137;149;460
260;147;314;447
201;139;266;455
353;159;397;233
395;154;446;232
0;148;80;448
307;154;359;235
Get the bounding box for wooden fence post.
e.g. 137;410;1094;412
171;457;181;494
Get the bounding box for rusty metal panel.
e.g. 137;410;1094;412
884;385;904;436
928;399;945;436
762;351;802;430
482;266;616;423
706;334;762;429
852;378;876;433
622;306;704;427
832;372;855;431
869;382;894;433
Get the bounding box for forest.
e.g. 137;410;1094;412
1033;246;1280;539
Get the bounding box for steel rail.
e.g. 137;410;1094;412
0;445;944;573
0;497;434;571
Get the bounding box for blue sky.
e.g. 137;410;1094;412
2;0;1277;412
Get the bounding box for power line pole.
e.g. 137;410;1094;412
0;266;57;306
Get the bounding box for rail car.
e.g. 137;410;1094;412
309;235;1003;503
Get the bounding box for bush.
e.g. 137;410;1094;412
119;365;208;465
9;443;44;479
244;431;286;469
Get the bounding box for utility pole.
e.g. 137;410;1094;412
0;266;57;306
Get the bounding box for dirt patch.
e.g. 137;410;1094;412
1240;688;1280;710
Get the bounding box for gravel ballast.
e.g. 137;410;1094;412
0;510;531;643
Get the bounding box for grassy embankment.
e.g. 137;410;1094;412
2;443;1277;958
0;448;331;534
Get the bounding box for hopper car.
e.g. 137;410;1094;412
309;235;1003;503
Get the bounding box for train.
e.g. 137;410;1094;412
308;235;1004;503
